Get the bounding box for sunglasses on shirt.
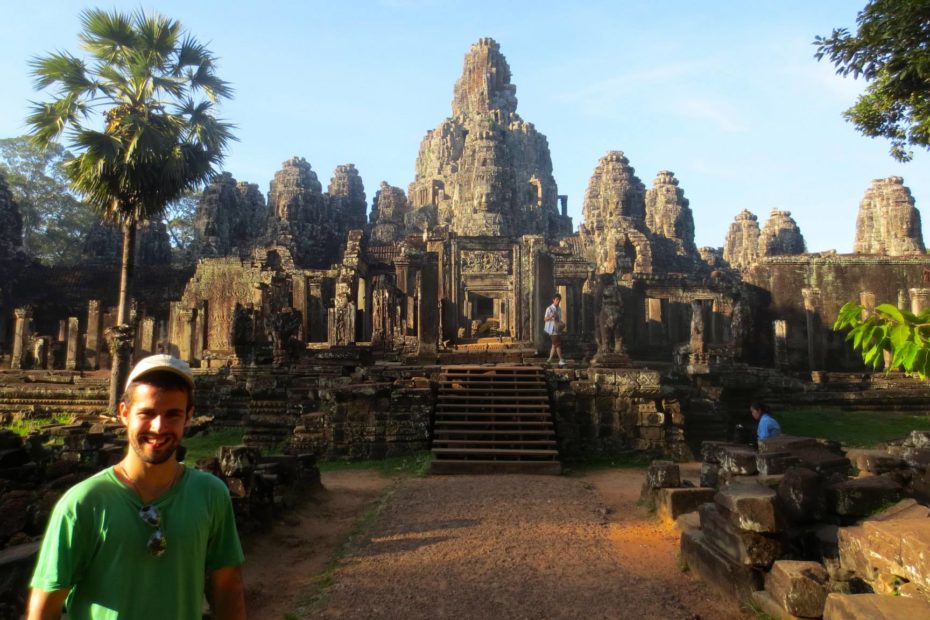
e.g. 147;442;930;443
138;504;167;558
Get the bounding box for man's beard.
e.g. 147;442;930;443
130;433;180;464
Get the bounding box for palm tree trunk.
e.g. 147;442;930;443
107;221;137;413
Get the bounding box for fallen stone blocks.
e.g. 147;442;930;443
682;433;930;616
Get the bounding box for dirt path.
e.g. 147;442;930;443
242;466;748;619
241;470;392;619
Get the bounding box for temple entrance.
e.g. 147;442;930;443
466;291;510;337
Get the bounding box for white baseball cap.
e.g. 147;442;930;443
125;354;195;390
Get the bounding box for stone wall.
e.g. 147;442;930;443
744;254;930;371
548;366;692;461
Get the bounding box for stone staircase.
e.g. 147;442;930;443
439;338;540;365
430;365;561;474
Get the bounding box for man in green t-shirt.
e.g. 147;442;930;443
28;355;246;619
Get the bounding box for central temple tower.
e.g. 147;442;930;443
408;38;571;238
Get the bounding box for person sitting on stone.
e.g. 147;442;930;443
544;293;566;366
750;401;782;441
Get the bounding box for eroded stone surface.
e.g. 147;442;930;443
854;177;925;256
723;209;760;269
408;38;570;239
823;592;930;619
699;503;781;567
715;482;779;533
194;172;267;257
644;170;697;260
765;560;829;618
758;209;805;257
370;182;410;243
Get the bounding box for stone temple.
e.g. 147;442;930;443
2;37;930;466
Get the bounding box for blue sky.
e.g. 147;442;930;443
1;1;927;253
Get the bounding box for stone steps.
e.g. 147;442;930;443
430;365;560;475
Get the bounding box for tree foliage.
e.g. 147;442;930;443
814;0;930;161
834;301;930;377
0;136;97;264
26;7;235;409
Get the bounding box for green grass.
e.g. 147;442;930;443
563;451;654;473
778;407;930;448
181;429;246;463
1;414;74;436
317;451;432;477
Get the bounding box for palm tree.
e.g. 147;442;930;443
27;8;235;410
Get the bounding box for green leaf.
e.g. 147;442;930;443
875;304;905;324
890;324;911;349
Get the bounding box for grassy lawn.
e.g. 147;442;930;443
181;429;247;463
317;452;432;477
1;414;74;437
778;407;930;448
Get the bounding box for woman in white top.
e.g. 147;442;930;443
544;293;565;366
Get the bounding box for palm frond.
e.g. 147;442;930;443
79;9;135;65
134;9;179;70
29;52;94;93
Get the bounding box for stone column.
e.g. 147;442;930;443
292;273;309;342
138;317;156;358
646;298;664;346
84;300;103;370
105;324;135;410
417;253;439;358
910;288;930;315
193;301;207;363
689;300;707;356
10;307;32;370
308;279;325;343
177;309;195;363
357;276;370;342
558;284;569;332
65;316;81;370
801;288;824;371
773;320;788;370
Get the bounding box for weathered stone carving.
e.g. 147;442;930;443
759;209;805;257
408;38;571;239
583;151;646;234
370;182;410;242
592;274;629;366
327;164;367;232
264;307;302;367
194;172;267;257
264;157;369;268
461;250;511;274
723;209;761;269
854;177;926;255
645;170;697;259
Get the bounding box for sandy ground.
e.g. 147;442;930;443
242;465;748;620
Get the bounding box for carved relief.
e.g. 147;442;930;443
461;250;511;274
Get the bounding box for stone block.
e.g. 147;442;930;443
701;441;742;464
700;462;719;488
823;593;930;619
219;444;260;477
865;518;930;591
847;448;904;475
715;482;780;533
902;446;930;470
645;460;680;489
758;435;819;454
699;503;781;567
793;448;851;477
905;430;930;449
757;451;801;476
827;476;903;517
656;487;715;523
777;467;827;524
866;498;930;521
719;445;758;475
680;528;763;603
750;590;803;620
765;560;829;618
675;511;700;532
